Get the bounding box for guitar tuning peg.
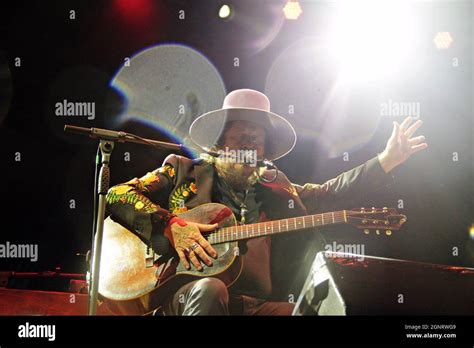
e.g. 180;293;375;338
385;230;392;236
364;229;370;234
375;229;380;235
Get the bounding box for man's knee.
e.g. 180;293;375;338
192;278;229;303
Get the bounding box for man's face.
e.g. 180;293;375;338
213;120;266;191
221;120;266;160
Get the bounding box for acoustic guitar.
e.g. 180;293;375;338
98;203;406;315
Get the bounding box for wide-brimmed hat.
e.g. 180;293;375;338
189;89;296;161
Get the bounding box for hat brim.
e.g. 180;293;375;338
189;107;297;161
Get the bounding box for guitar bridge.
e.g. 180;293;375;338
145;256;154;268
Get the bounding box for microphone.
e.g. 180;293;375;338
256;159;279;183
258;159;276;169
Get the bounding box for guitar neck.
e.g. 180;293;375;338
207;210;348;244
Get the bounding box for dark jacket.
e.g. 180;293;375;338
106;154;394;300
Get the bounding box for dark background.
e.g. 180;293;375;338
0;0;472;283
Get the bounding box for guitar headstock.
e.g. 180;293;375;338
346;207;407;236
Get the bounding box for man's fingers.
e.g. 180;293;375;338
410;143;428;154
196;222;218;232
187;251;203;270
399;116;413;132
408;135;426;145
193;245;213;266
197;236;218;258
405;119;423;138
177;249;190;270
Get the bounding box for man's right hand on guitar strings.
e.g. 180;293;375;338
163;217;218;271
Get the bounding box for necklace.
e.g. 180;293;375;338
217;174;249;225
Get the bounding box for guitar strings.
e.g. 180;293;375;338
205;212;393;243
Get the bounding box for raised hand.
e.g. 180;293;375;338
378;116;428;173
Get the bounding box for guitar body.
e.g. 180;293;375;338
97;201;405;315
98;203;243;315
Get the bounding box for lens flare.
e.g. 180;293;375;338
110;43;226;150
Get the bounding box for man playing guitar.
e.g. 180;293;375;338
105;89;427;315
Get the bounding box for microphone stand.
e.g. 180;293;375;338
64;125;193;315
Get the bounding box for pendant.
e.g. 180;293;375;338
240;203;248;225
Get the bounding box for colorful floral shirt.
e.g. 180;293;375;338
106;163;178;248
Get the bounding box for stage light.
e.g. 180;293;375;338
218;4;232;19
469;224;474;240
433;32;453;49
326;0;415;82
283;0;302;20
114;0;154;24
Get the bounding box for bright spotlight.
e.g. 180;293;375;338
283;0;302;20
218;4;232;19
327;1;415;82
433;32;453;49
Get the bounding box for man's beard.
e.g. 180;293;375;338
214;160;260;192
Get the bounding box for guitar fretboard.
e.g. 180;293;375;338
207;210;348;244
